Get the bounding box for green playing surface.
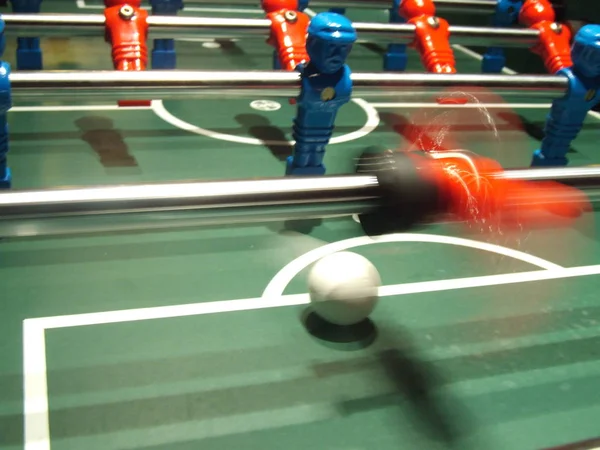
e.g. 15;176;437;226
2;2;600;450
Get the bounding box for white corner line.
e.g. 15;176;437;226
23;320;50;450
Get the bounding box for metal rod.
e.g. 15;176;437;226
183;0;499;15
8;71;568;101
2;13;540;47
501;166;600;189
0;167;598;238
0;176;380;237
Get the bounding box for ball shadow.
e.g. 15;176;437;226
301;309;378;351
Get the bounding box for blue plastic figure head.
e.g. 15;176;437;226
306;12;357;74
572;25;600;78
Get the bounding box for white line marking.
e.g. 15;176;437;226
33;294;310;330
23;321;50;450
588;110;600;122
11;104;152;113
368;102;552;109
26;263;600;331
262;233;563;298
151;98;380;146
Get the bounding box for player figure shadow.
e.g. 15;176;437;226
496;112;582;155
328;325;475;448
234;113;292;161
213;39;256;68
75;116;139;170
358;42;387;56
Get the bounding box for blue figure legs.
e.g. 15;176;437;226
0;20;12;189
384;0;407;71
297;0;309;11
482;0;523;73
532;25;600;167
149;0;184;69
9;0;43;70
292;105;345;175
287;12;357;176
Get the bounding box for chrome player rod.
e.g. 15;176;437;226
184;0;499;15
0;167;598;238
9;71;568;101
1;14;540;47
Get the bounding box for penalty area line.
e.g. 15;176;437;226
26;263;600;330
22;263;600;449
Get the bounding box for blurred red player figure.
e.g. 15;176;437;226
104;1;149;71
519;0;572;73
399;0;456;73
432;152;589;228
262;0;310;71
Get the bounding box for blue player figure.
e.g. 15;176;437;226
286;12;357;176
149;0;184;69
297;0;309;11
9;0;43;70
0;19;12;189
384;0;407;71
532;25;600;167
482;0;523;73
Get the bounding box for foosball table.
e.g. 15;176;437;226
2;1;600;450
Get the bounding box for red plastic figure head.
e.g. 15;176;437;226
399;0;436;20
262;0;298;14
519;0;555;27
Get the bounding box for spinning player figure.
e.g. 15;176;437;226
532;25;600;167
104;1;149;71
519;0;572;73
262;0;310;71
399;0;456;73
0;19;12;188
287;12;356;176
149;0;183;69
10;0;43;70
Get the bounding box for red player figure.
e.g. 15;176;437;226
399;0;456;73
519;0;572;73
262;0;310;71
104;1;149;71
